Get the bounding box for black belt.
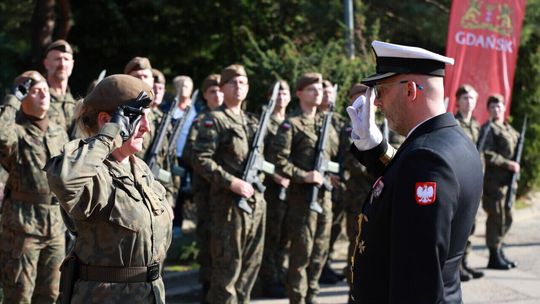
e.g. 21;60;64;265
79;263;160;283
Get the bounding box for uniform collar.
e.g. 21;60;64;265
400;112;457;153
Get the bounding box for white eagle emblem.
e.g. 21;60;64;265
415;182;436;205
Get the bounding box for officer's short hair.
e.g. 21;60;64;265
455;84;478;100
487;94;505;108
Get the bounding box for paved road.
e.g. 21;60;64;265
165;199;540;303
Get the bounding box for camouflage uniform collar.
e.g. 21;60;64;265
222;105;246;125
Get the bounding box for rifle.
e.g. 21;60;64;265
309;84;340;214
477;121;492;152
144;93;182;183
167;90;199;177
236;82;280;214
504;116;527;210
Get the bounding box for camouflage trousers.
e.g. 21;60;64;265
258;185;289;287
483;193;513;248
286;187;332;304
195;185;211;285
329;189;346;260
0;228;64;304
208;192;266;304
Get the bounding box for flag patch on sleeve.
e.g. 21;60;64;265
415;182;436;205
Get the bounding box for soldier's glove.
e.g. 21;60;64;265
110;91;152;141
346;87;383;150
12;78;32;101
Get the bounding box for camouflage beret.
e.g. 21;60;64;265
220;64;247;85
296;72;322;91
347;83;368;98
124;57;152;75
14;70;47;87
45;39;73;55
202;74;220;92
84;74;154;112
152;68;166;84
322;80;333;88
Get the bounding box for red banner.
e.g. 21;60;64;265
444;0;526;124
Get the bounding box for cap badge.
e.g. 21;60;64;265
415;182;437;205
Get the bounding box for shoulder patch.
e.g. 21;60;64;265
203;120;214;128
415;182;437;206
281;122;291;130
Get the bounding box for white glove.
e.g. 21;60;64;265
346;87;383;150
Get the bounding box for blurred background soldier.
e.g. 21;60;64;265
339;83;374;300
46;74;172;303
43;39;78;137
183;73;223;303
171;75;195;237
0;71;68;303
454;84;484;280
319;79;346;284
271;73;339;304
481;94;520;270
257;80;291;298
192;64;266;303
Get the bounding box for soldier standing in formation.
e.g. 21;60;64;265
183;73;223;303
481;94;520;270
454;84;485;280
258;80;291;298
0;71;69;303
192;64;266;303
43;40;78;137
46;75;173;303
271;73;339;304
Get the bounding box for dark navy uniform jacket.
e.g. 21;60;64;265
350;113;483;304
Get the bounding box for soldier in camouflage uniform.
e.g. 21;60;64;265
480;94;520;270
45;74;173;303
125;58;175;206
183;73;223;303
454;84;484;280
271;73;339;304
257;80;291;298
192;64;266;303
0;71;68;303
43;40;78;137
319;79;346;284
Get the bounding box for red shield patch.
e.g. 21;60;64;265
415;182;436;206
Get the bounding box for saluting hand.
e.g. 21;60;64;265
230;177;255;198
346;88;383;150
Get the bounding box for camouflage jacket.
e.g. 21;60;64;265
455;112;480;143
0;98;68;237
192;105;263;201
270;111;339;194
481;120;519;186
339;124;373;196
45;123;173;303
48;88;78;136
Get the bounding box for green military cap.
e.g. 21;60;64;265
45;39;73;55
347;83;368;98
84;74;154;112
14;70;47;87
202;74;220;92
296;72;322;91
220;64;247;86
152;68;166;84
124;57;152;75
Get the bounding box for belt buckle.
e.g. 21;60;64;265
147;263;160;282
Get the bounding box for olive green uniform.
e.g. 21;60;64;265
45;123;173;303
192;105;266;304
258;113;288;288
0;97;68;303
48;89;77;137
271;112;339;304
481;120;519;248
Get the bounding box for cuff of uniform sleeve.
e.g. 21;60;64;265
292;169;308;183
219;171;235;189
98;123;122;149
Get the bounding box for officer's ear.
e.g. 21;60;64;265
97;111;112;129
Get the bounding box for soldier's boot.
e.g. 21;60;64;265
306;292;319;304
462;255;484;279
318;262;343;284
459;264;472;282
500;247;517;268
262;283;286;299
487;247;511;270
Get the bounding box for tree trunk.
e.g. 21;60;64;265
31;0;56;71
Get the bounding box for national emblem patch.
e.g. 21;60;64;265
415;182;436;205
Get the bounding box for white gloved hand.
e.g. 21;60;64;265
346;87;383;150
